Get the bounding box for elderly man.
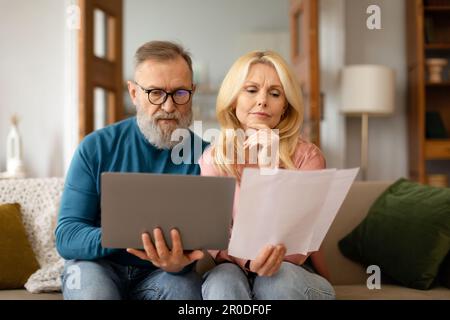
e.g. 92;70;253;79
55;41;208;300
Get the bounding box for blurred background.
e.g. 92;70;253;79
0;0;449;186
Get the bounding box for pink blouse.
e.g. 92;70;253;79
198;138;326;267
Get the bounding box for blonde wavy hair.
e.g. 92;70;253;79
212;50;304;180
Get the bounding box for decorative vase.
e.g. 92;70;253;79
426;58;448;83
5;115;26;178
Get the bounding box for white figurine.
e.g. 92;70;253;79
1;115;26;179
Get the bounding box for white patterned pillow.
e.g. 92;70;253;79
0;178;65;293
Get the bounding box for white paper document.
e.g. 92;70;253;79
228;167;359;260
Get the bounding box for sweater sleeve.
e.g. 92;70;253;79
294;142;326;170
55;137;118;260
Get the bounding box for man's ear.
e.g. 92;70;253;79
127;80;138;105
192;83;197;93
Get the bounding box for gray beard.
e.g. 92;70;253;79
136;104;193;150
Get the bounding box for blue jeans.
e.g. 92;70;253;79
61;259;202;300
202;262;335;300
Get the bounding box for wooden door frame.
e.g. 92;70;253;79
78;0;123;141
290;0;321;147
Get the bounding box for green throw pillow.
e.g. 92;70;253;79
338;178;450;290
0;203;40;289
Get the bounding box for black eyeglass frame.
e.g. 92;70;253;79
133;81;194;106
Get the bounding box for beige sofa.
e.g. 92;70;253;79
0;180;449;300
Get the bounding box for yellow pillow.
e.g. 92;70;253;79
0;203;40;289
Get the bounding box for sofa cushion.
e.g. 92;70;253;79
338;178;450;290
335;284;450;300
0;289;62;300
0;203;40;289
0;178;65;293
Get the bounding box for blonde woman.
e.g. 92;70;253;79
199;51;335;300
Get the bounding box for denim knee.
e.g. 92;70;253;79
139;269;202;300
202;263;251;300
253;262;335;300
61;260;122;300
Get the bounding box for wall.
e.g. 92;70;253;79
0;0;66;178
344;0;408;180
0;0;409;180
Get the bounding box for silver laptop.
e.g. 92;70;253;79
101;172;235;250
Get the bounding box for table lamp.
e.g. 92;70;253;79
341;65;395;180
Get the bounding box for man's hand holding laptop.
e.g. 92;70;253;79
126;228;204;273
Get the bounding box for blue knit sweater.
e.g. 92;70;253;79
55;117;208;269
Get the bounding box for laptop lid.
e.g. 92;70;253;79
101;172;235;250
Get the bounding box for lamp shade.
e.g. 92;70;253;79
341;65;395;115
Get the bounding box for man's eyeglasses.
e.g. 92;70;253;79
134;81;193;106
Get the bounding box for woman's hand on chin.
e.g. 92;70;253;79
243;123;280;169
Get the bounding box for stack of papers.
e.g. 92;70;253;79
228;168;359;259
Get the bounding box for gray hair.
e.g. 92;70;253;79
134;40;193;77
